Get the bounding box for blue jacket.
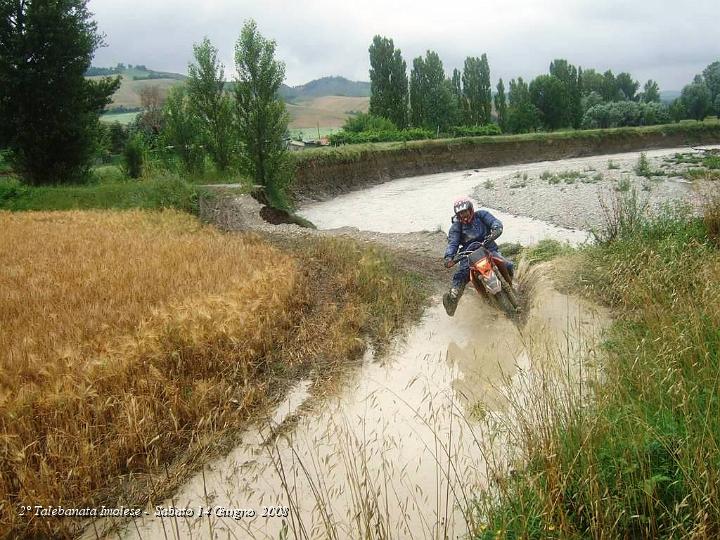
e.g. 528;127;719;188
444;209;502;259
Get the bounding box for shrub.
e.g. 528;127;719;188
450;124;503;137
342;113;397;133
582;101;671;129
329;128;433;145
594;187;648;243
635;152;652;177
123;135;145;178
616;176;632;192
704;154;720;169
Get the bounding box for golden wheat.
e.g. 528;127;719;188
0;210;425;538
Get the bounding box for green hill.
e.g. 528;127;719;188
93;67;370;127
280;76;371;102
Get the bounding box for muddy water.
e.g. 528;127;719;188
297;145;719;245
299;165;589;245
99;267;609;540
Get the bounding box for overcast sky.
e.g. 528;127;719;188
88;0;719;91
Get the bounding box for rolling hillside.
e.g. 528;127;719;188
94;66;370;128
280;76;371;101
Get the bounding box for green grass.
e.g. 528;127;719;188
476;198;720;539
289;127;339;140
0;175;205;213
704;155;720;169
542;170;586;185
523;239;574;264
615;176;632;191
668;152;703;165
582;172;603;183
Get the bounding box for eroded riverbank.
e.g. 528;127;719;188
297;145;720;237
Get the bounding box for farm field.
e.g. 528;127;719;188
100;111;139;124
287;95;369;128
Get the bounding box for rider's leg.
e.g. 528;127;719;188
444;259;469;316
451;258;470;297
491;250;515;281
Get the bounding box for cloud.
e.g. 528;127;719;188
89;0;720;89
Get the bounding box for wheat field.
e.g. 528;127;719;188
0;209;425;538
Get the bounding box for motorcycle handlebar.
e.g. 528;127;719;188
452;243;489;263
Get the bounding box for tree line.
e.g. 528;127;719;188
1;1;291;207
366;35;720;136
2;2;719;197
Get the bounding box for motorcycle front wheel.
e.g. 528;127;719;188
494;290;516;317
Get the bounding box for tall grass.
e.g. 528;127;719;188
0;210;426;538
476;194;720;538
0;174;203;212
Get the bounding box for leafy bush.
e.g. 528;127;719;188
450;124;503;137
329;123;502;146
582;101;671;129
329;128;433;145
634;152;652;177
342;113;397;133
704;154;720;169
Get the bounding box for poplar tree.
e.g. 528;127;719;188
530;75;569;130
462;54;492;125
549;59;581;127
479;53;492;124
462;57;483;125
0;0;119;184
234;20;291;207
494;78;507;132
162;86;204;173
616;72;639;101
641;80;661;103
409;51;454;132
451;68;463;117
507;77;540;133
410;51;457;132
368;36;408;128
187;37;234;171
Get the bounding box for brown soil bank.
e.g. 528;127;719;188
292;122;720;202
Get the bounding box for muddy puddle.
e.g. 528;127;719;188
90;266;609;540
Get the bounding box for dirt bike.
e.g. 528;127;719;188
451;242;520;317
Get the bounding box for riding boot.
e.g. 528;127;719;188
442;282;466;316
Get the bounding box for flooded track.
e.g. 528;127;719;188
93;265;609;539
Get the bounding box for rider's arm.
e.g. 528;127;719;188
444;220;461;260
477;210;503;244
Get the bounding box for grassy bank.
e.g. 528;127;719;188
476;197;720;538
0;155;254;213
290;120;720;202
0;174;205;212
294;120;720;166
0;210;427;538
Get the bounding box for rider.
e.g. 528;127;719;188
442;196;514;316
